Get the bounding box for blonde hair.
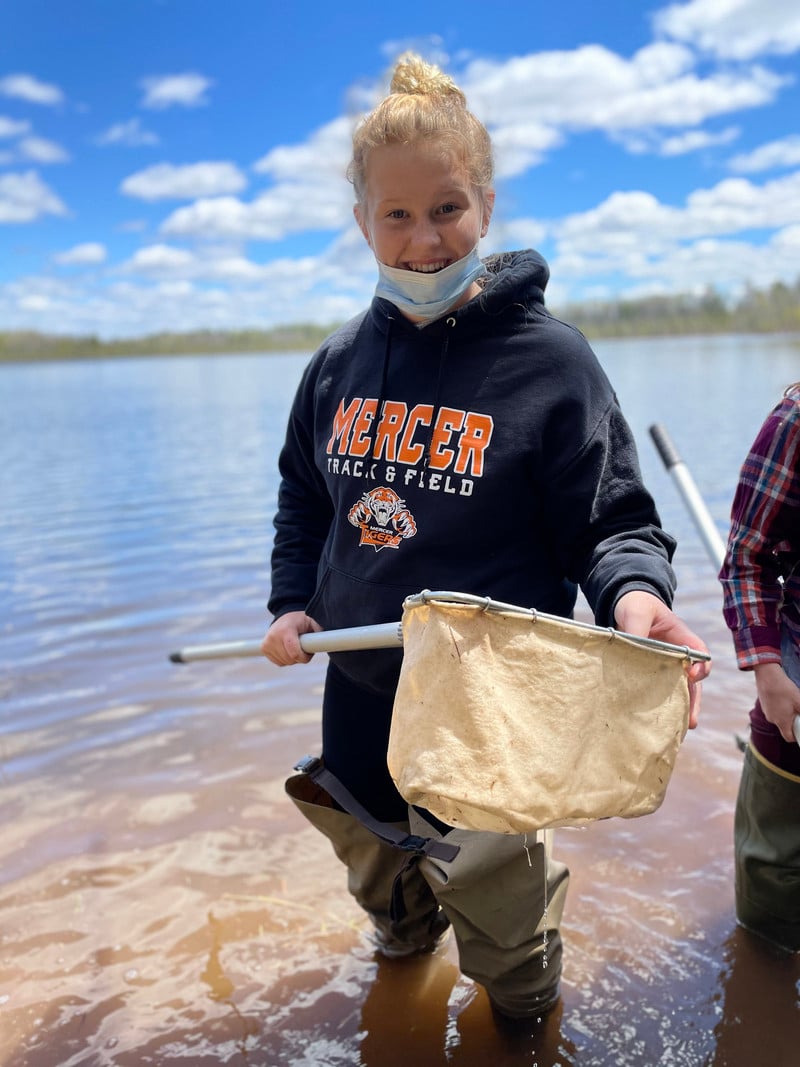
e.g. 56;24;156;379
348;52;493;202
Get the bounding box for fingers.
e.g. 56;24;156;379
684;650;710;730
687;658;712;684
261;612;321;666
261;631;305;666
687;679;701;729
777;711;800;745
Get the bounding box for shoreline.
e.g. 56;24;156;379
2;325;800;365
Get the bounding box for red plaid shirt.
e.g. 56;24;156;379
719;385;800;670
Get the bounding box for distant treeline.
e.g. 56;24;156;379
0;323;338;363
561;276;800;339
2;277;799;362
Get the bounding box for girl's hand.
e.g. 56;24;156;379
753;662;800;743
261;611;322;666
614;590;711;728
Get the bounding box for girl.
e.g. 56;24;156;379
262;53;710;1020
720;382;800;952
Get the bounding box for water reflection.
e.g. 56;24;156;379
200;911;260;1059
359;952;457;1066
709;927;800;1067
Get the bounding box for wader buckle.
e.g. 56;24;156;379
400;834;430;854
294;754;323;775
291;752;460;864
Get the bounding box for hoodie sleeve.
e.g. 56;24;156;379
267;357;334;621
539;332;676;627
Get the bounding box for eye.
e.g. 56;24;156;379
387;209;407;219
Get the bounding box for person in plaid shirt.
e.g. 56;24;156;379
719;381;800;952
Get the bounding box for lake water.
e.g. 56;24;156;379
1;333;799;1067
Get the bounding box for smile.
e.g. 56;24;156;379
405;260;451;273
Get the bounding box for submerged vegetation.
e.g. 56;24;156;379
1;277;799;362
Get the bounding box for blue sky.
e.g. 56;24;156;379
1;0;799;338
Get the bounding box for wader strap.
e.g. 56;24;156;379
293;754;460;863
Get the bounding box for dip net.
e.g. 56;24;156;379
388;590;697;833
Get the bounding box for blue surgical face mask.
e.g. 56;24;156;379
373;245;486;323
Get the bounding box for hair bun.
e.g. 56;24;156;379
390;52;466;105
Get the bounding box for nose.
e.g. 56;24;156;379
410;216;442;249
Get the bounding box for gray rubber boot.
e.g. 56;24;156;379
409;807;569;1017
285;773;448;954
734;745;800;953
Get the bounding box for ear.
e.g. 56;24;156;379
353;204;372;248
480;189;495;238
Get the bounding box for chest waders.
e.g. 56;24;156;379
734;623;800;952
287;755;568;1017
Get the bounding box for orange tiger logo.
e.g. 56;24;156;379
348;486;417;551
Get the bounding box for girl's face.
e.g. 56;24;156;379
354;141;494;282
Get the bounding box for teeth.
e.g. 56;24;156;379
408;261;448;273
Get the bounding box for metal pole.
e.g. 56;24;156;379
649;423;799;747
649;423;726;571
169;621;404;663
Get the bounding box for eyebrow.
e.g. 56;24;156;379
377;188;470;206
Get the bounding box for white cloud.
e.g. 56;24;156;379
54;242;107;265
119;241;313;285
483;218;549;259
553;170;800;261
608;232;800;294
96;118;159;147
0;73;65;106
158;116;356;242
120;162;247;201
140;73;213;110
618;124;740;156
0;116;30;138
160;196;252;239
556;191;682;256
118;243;320;287
0;170;67;223
658;126;740;156
0;232;373;338
729;134;800;172
120;244;195;273
18;292;54;311
542;168;800;301
685;172;800;233
463;42;784;139
770;222;800;251
18;136;70;163
161;183;354;241
655;0;800;60
253;116;353;182
490;124;564;180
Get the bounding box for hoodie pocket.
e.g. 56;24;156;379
305;565;334;624
306;564;412;698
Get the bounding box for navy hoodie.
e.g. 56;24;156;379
268;249;676;696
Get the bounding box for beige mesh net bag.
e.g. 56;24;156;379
387;591;705;833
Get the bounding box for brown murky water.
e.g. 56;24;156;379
2;342;799;1066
